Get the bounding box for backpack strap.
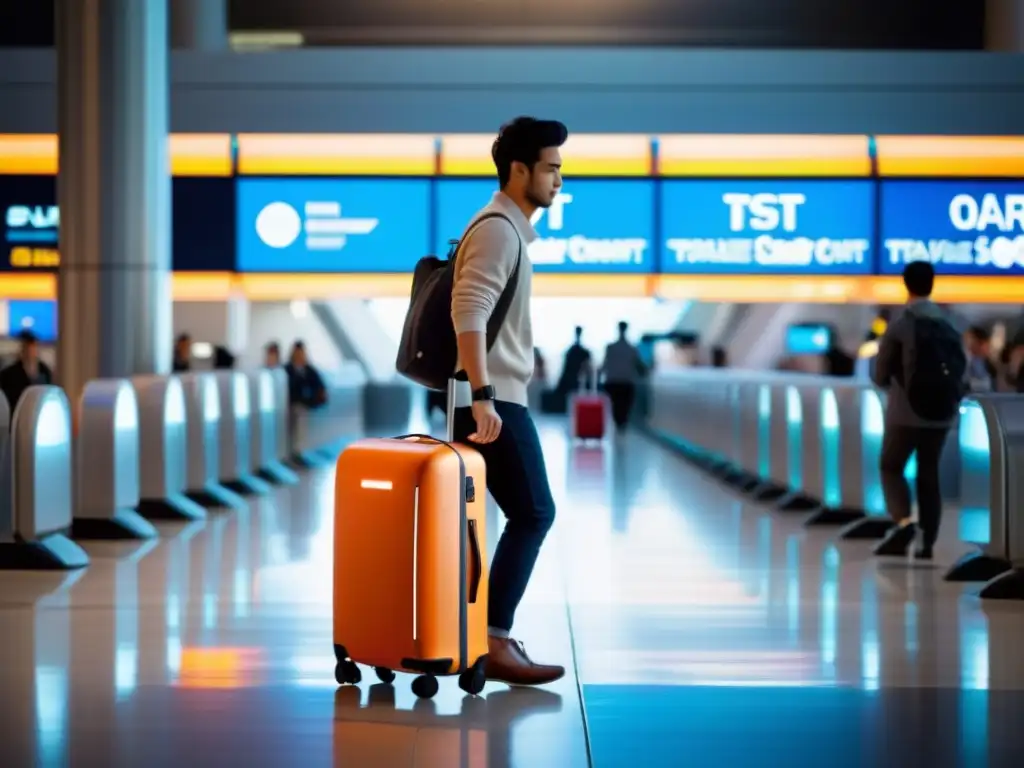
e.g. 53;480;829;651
451;212;523;350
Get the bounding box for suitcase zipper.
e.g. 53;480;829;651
412;485;420;642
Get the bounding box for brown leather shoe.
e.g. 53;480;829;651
485;636;565;686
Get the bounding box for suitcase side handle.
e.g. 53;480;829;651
467;519;482;604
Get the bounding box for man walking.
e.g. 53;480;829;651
601;321;645;430
871;261;965;560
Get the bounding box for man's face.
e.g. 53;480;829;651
176;338;191;358
964;332;985;356
21;340;38;363
524;147;563;209
266;348;280;367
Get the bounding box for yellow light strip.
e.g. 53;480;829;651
0;135;57;175
236;273;413;299
0;272;57;299
928;276;1024;303
168;134;234;177
7;133;1022;178
0;272;238;301
657;275;1024;304
533;274;652;297
875;136;1024;177
5;272;1023;305
236;133;437;176
0;133;234;176
172;272;239;300
236;273;653;300
655;275;869;303
656;134;872;177
439;133;652;176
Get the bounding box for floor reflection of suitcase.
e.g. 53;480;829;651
333;686;488;767
332;684;565;767
333;378;490;700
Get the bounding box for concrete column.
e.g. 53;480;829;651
56;0;173;404
170;0;228;51
986;0;1024;51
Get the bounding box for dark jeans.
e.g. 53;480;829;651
880;424;950;546
453;401;556;633
604;382;636;428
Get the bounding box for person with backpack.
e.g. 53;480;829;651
396;116;568;687
871;261;966;560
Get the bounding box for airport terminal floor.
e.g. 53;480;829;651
2;418;1024;768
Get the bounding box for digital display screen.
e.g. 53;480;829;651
0;176;236;271
8;300;57;342
879;181;1024;275
1;175;58;270
786;324;833;355
659;180;875;275
236;177;431;272
435;179;656;273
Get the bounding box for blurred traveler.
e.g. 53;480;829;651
0;330;53;413
172;333;192;372
871;262;966;560
710;346;728;368
963;325;996;392
285;341;327;408
527;347;547;412
557;325;592;397
600;321;645;429
264;341;282;368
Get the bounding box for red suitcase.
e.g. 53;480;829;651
572;396;606;440
570;374;606;440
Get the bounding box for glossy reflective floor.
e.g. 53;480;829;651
2;421;1024;767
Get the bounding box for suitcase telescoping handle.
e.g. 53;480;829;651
445;376;458;443
449;373;484;605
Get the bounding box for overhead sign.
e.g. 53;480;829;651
236;177;431;272
880;181;1024;275
659;180;875;275
7;299;57;342
0;175;236;271
435;179;656;273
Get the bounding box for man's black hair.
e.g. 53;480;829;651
18;329;38;344
967;324;991;342
492;116;569;188
902;261;935;298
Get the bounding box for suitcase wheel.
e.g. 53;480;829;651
411;674;439;699
457;656;487;696
334;660;362;686
374;666;396;684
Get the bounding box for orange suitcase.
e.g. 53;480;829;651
332;379;489;699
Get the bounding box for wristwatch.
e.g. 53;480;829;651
472;385;496;402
